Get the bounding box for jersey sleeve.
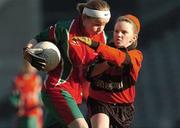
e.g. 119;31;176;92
96;44;126;66
34;27;50;42
34;20;72;45
129;50;143;80
96;44;143;80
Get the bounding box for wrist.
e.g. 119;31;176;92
27;39;38;48
90;42;99;50
106;61;114;67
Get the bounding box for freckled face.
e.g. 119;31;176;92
113;21;136;48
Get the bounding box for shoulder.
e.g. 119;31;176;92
129;49;143;57
128;49;143;63
13;73;22;81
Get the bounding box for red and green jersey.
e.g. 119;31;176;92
11;72;42;117
35;17;107;104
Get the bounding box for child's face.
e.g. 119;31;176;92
113;21;136;48
83;17;109;36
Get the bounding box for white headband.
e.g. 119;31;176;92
82;7;111;19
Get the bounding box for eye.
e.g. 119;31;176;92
121;30;128;34
114;29;119;33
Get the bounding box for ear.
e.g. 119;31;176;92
82;15;86;27
131;34;138;43
82;14;88;20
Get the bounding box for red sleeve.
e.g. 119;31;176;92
84;44;98;64
129;50;143;80
96;44;143;80
96;44;126;66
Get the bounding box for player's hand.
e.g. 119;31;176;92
23;47;46;71
72;36;92;46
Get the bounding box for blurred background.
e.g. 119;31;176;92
0;0;180;127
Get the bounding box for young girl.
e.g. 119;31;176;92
10;60;43;128
73;14;143;128
23;0;111;128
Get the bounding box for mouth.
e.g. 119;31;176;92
115;38;122;43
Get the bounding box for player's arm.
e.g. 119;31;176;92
94;44;127;66
72;36;127;66
9;79;21;108
89;61;110;77
23;37;46;71
25;38;38;48
35;21;70;45
95;44;143;81
23;47;46;71
23;24;54;71
24;20;70;70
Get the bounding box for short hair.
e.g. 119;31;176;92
116;14;141;49
117;14;141;34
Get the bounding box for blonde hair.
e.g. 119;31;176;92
76;0;110;15
116;14;141;49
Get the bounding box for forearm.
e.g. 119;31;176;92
90;61;110;77
26;39;38;48
91;43;126;66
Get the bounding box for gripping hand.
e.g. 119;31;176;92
72;36;99;50
23;47;46;71
72;36;92;46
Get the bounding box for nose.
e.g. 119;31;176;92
117;32;123;37
97;26;104;32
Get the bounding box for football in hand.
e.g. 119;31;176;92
33;41;61;72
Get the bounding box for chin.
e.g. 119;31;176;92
89;32;99;36
94;32;101;35
114;44;120;48
115;42;121;47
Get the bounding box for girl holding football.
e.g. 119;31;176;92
23;0;111;128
